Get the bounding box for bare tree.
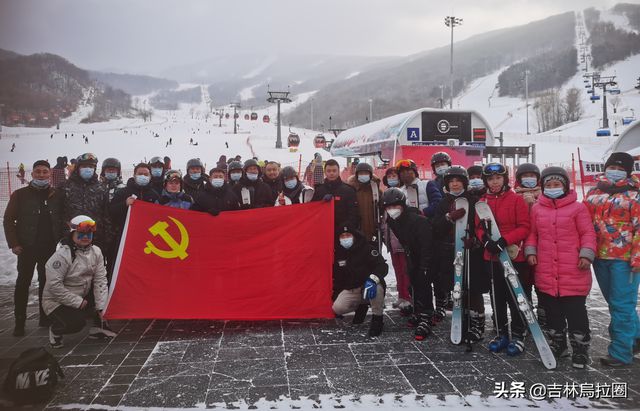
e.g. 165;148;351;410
563;87;583;122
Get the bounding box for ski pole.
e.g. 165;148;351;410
483;218;501;338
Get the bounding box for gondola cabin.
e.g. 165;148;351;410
244;114;250;120
287;133;300;148
314;134;327;148
263;115;270;123
225;113;230;119
251;112;258;120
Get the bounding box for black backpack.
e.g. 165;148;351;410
3;347;64;404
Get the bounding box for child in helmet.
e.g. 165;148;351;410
514;163;542;209
42;216;114;348
525;167;596;368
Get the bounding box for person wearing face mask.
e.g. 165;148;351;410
182;158;209;199
347;162;382;248
382;188;435;341
584;152;640;367
109;163;160;230
380;167;412;314
431;151;452;195
191;167;240;215
61;153;109;251
42;215;113;348
396;159;442;218
514;163;541;209
98;157;126;283
227;161;244;187
148;156;166;196
467;166;486;198
332;225;388;337
262;161;283;203
274;166;314;206
432;166;484;330
4;160;64;336
312;159;360;231
157;170;194;210
474;162;531;357
233;159;275;209
525;167;596;369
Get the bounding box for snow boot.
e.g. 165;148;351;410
13;316;25;337
49;327;64;349
569;331;590;369
599;356;627;367
89;320;117;339
369;315;383;337
506;333;526;357
433;299;447;323
466;311;485;343
399;303;413;317
548;329;570;360
488;334;510;353
352;303;369;325
414;314;432;341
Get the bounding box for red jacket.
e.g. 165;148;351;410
475;188;530;262
525;191;596;297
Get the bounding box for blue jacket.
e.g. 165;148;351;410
157;190;194;210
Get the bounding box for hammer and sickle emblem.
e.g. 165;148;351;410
143;216;189;260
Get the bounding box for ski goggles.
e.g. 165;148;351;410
482;163;507;176
77;231;94;240
77;153;98;163
395;159;415;169
149;156;164;165
70;219;96;233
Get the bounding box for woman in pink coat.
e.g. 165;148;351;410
524;167;596;369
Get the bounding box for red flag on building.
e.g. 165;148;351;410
104;200;335;320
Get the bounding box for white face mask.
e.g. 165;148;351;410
211;178;224;188
469;178;484;189
230;172;242;181
339;237;354;249
387;208;402;220
436;165;449;176
357;174;370;184
449;189;464;196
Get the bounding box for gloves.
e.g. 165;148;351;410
207;208;220;216
484;237;507;254
462;237;475;250
322;194;333;202
447;208;466;222
363;275;380;300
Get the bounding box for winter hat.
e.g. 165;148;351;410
33;160;50;169
541;166;570;189
134;162;151;174
209;166;225;175
467;165;483;177
604;152;634;177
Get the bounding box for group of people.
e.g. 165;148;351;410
4;149;639;370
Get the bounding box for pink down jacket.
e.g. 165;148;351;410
524;190;597;297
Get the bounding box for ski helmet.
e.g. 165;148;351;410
100;157;121;176
395;159;419;177
228;161;243;173
164;169;183;185
515;163;540;182
355;162;374;176
282;166;298;180
381;187;406;207
431;151;452;171
76;152;98;167
149;156;164;167
467;165;483;178
443;165;469;189
186;158;204;173
243;159;261;175
69;215;96;233
540;166;570;188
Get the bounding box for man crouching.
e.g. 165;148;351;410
332;224;388;337
43;215;113;348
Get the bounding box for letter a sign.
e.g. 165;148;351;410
407;128;420;141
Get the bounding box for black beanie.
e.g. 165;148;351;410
605;152;634;176
33;160;51;169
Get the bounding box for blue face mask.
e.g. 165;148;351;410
31;178;50;188
605;169;627;183
230;172;242;182
521;177;538;188
211;178;224;188
135;175;150;186
436;165;449;176
190;172;201;180
339;237;354;249
79;167;94;181
151;168;163;178
469;178;484;189
544;187;564;199
104;172;118;181
449;189;464;197
247;173;259;181
357;174;370;184
285;179;297;190
387;178;399;187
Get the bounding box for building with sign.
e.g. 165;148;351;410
330;108;495;168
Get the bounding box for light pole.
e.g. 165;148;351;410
267;86;292;148
524;69;530;135
310;98;314;130
229;102;241;134
368;99;373;122
445;16;463;109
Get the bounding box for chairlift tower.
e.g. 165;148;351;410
593;76;617;129
445;16;463;109
266;86;292;148
229;102;241;134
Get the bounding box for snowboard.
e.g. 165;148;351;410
475;201;556;370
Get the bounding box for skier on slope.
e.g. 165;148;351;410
383;188;435;341
525;166;596;368
474;162;531;356
584;152;640;367
346;162;382;246
182;158;209;199
332;224;388;337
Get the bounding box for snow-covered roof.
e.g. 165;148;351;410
609;120;640;153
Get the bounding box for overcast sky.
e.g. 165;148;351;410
0;0;624;75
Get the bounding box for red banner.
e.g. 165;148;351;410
104;200;335;320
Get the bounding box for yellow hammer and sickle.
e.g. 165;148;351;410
143;216;189;260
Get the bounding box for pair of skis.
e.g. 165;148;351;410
450;200;556;370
